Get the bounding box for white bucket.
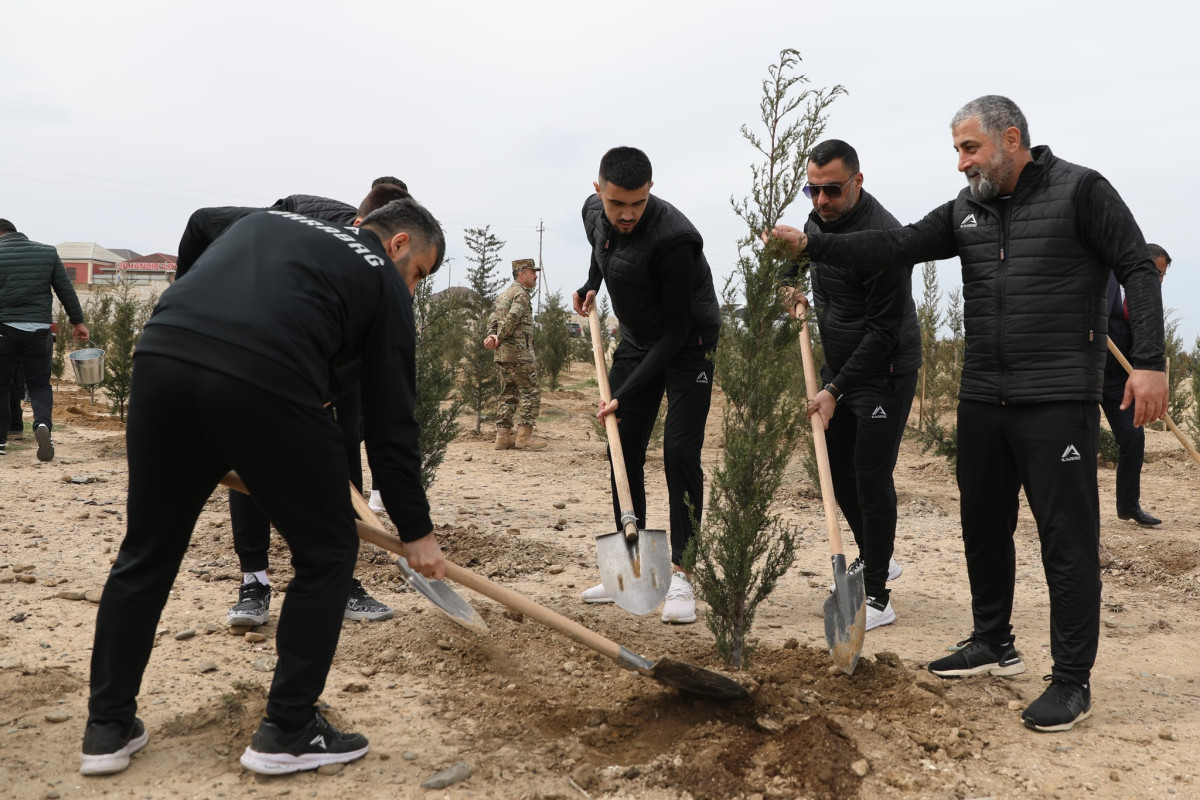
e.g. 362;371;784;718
69;348;106;386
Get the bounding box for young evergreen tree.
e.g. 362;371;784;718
687;47;844;669
457;226;506;433
1189;337;1200;452
51;306;69;387
413;277;464;489
915;261;942;430
535;289;572;390
1163;310;1191;428
102;277;155;421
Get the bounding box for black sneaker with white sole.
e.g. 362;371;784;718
240;711;369;774
1021;675;1092;732
80;717;149;775
929;637;1026;678
228;578;271;626
344;578;393;621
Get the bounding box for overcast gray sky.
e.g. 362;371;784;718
4;0;1196;343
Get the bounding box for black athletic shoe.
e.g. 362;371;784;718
80;718;149;775
344;578;393;621
1021;675;1092;732
929;637;1026;678
240;711;369;774
228;578;271;626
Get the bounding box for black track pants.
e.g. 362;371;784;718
230;386;363;573
1099;379;1145;515
606;342;714;565
88;355;358;730
956;399;1101;682
824;371;917;602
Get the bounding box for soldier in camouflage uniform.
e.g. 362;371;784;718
484;259;546;450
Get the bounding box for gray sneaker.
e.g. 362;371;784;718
344;578;393;621
35;423;54;462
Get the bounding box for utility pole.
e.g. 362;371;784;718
535;218;545;317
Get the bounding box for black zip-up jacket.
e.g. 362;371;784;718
805;146;1164;404
795;190;921;393
139;210;432;540
578;193;720;401
176;194;357;278
0;232;85;326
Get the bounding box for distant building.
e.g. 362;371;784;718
55;243;176;285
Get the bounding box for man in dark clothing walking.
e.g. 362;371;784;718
767;96;1167;733
0;219;89;459
1101;243;1171;527
82;198;446;777
574;146;721;625
781;140;921;631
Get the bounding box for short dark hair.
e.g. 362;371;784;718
0;219;16;235
808;139;860;176
361;197;445;274
951;95;1031;150
598;147;652;190
1146;243;1171;266
372;176;408;191
357;183;411;219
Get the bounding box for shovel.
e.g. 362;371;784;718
1107;339;1200;468
798;316;866;675
349;490;747;700
218;472;487;632
587;305;671;615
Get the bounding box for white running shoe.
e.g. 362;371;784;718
661;572;697;624
865;596;896;630
888;557;903;581
367;490;385;513
581;583;613;604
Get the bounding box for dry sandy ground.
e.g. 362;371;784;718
2;378;1199;800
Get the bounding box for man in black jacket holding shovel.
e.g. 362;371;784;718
780;139;920;632
767;96;1166;733
574;146;721;625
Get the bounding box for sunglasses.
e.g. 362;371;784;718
802;174;857;200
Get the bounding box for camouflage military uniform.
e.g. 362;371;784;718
488;274;540;429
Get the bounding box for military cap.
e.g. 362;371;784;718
512;258;540;271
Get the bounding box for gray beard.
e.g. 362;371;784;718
968;174;1000;200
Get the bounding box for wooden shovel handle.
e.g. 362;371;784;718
588;305;639;539
219;471;629;663
345;483;628;662
798;318;848;557
1106;339;1200;468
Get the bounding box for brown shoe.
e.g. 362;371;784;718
514;424;547;450
494;428;515;450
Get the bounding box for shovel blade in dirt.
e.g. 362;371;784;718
823;553;866;675
596;527;671;615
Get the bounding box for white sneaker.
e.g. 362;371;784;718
888;557;903;581
367;490;385;513
581;583;613;604
661;572;697;624
865;596;896;631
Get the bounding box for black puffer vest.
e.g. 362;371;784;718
583;194;720;349
952;146;1108;403
804;191;921;377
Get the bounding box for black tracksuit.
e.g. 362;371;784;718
176;198;364;573
88;210;430;731
796;191;922;605
578;194;720;564
805;147;1164;683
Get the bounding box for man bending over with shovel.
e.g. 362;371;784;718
574;146;721;624
83;197;446;776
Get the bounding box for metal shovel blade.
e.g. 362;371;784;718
596;529;671;615
394;555;488;632
641;656;750;700
823;553;866;675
